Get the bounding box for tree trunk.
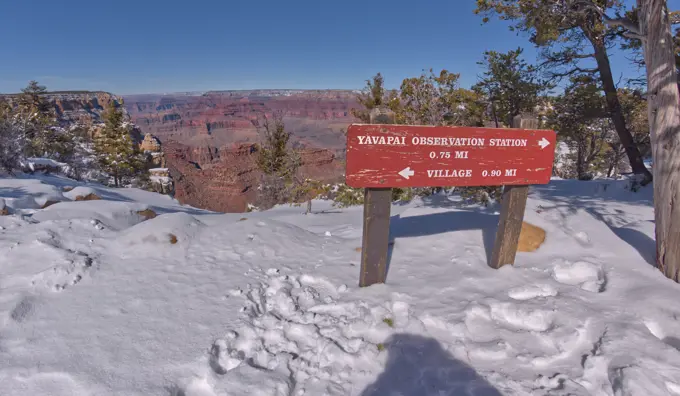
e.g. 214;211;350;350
638;0;680;282
576;141;588;180
591;41;654;183
306;199;312;215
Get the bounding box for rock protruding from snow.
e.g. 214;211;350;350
32;200;154;230
63;186;100;201
0;198;7;215
115;212;205;247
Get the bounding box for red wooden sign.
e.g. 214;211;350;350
345;124;557;188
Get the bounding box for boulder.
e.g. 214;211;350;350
64;187;101;201
0;198;8;216
75;193;101;201
137;209;157;221
518;222;546;252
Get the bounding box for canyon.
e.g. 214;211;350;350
123;90;359;212
2;90;358;212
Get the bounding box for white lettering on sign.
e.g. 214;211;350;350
455;151;468;159
411;137;486;147
489;138;528;147
482;170;502;177
426;169;473;178
357;136;407;145
505;169;517;176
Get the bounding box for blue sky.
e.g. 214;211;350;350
0;0;674;95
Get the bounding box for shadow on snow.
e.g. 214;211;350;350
360;334;502;396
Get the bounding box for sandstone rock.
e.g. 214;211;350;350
140;133;162;152
518;222;546;252
74;193;101;201
169;234;178;244
0;198;8;216
149;168;173;195
41;200;60;209
123;90;357;153
137;209;157;221
63;186;74;192
164;141;342;213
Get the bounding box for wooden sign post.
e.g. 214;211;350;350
358;108;395;287
347;110;556;287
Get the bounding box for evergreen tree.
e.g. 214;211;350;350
255;111;301;208
15;80;68;159
0;101;25;174
398;69;485;127
94;102;147;187
473;48;549;128
350;73;401;123
475;0;653;183
547;77;610;180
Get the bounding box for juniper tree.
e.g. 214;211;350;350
547;77;610;180
399;69;485;127
94;102;147;187
635;0;680;281
255;111;302;207
350;73;400;123
15;81;73;160
475;0;653;183
0;101;25;174
473;48;549;128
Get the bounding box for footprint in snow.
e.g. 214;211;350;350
644;319;680;352
9;295;39;323
508;284;558;301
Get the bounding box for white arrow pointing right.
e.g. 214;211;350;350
538;137;551;149
398;167;415;179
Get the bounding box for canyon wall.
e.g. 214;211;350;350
164;141;342;212
123;90;358;212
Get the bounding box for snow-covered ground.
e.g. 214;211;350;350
1;174;679;395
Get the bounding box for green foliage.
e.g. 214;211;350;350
94;101;148;187
473;48;549;127
15;81;75;160
459;186;503;206
398;69;485;127
350;73;400;123
0;102;25;174
332;184;364;208
255;112;307;209
547;77;609;180
289;179;332;213
257;111;298;181
382;318;394;327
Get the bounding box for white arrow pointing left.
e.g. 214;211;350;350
398;167;415;179
538;137;551;149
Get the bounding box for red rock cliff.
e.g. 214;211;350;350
164;141;341;213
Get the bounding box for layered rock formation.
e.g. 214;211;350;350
164;141;341;212
123;90;357;212
123;90;358;156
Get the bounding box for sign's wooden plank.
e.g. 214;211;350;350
345;124;556;188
